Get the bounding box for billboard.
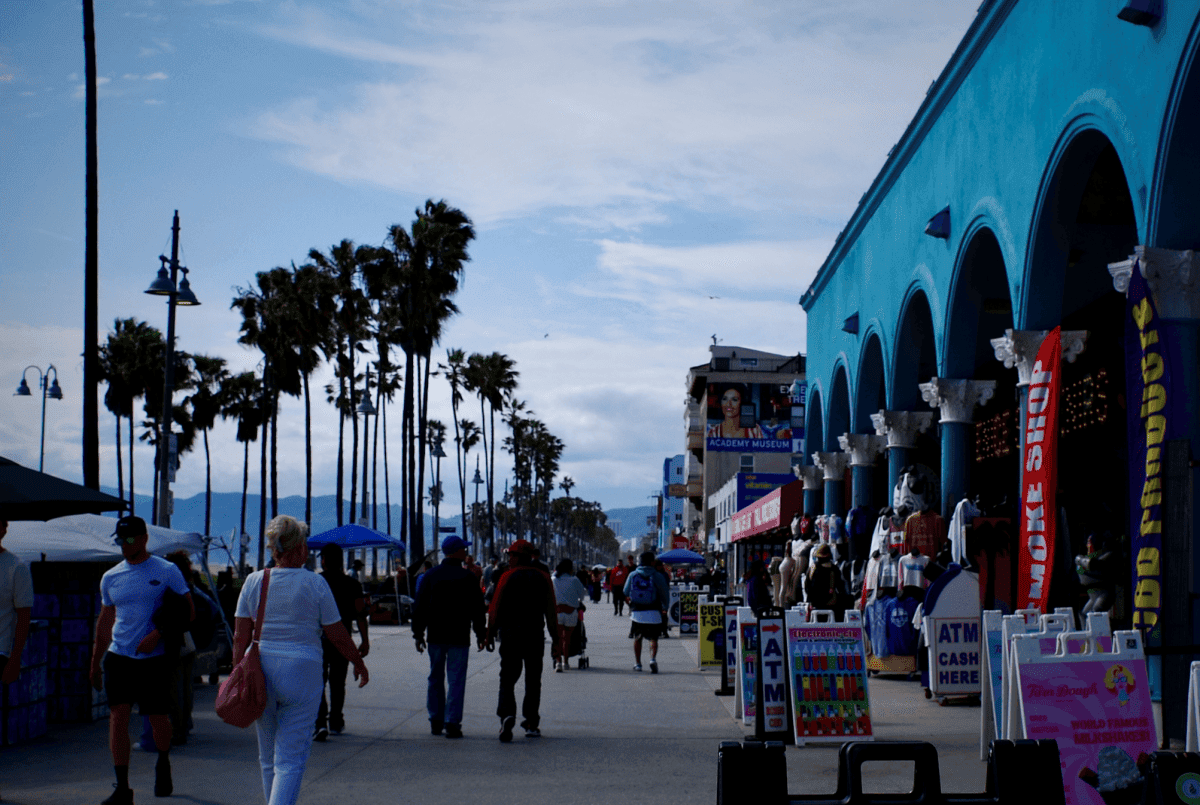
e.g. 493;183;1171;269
705;382;804;453
736;473;796;512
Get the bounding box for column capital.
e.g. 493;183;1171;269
919;377;997;424
812;451;850;482
870;409;934;449
1109;246;1198;320
793;464;823;491
990;328;1089;386
837;432;887;466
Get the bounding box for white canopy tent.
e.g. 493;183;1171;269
3;513;204;563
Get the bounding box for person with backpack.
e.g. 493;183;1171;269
623;551;670;673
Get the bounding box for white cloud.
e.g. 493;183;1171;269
248;0;977;230
144;72;168;81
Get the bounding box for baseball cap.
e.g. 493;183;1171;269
112;515;147;543
506;539;536;556
441;535;470;554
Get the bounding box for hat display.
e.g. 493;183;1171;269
441;535;470;554
506;539;536;556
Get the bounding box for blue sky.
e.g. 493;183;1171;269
0;0;979;516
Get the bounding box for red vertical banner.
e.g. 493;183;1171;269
1018;327;1061;612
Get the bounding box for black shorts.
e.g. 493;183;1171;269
104;653;173;714
628;621;663;640
612;589;626;601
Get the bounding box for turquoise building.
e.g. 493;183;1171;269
799;0;1200;737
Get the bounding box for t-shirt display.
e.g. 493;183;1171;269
903;510;947;558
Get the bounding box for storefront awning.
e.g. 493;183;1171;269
730;479;804;542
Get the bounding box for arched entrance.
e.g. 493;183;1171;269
891;289;941;488
1026;130;1139;614
826;366;852;515
856;333;889;512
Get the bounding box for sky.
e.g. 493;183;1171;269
0;0;981;518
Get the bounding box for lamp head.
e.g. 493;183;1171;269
47;378;63;400
145;257;175;296
15;378;31;397
176;267;200;306
357;395;376;416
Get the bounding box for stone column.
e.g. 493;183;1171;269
838;433;886;510
812;451;850;519
794;464;823;518
870;410;934;498
919;378;997;518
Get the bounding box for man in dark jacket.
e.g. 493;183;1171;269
486;539;559;742
314;544;370;740
412;535;486;739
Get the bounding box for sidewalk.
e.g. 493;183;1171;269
0;605;988;804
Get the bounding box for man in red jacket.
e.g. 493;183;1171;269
609;559;631;616
487;540;559;742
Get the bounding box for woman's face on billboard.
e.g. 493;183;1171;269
720;388;742;420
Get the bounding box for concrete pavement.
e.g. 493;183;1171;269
0;605;989;804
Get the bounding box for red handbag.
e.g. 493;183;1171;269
215;568;271;728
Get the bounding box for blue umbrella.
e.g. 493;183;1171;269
307;523;405;550
657;548;705;564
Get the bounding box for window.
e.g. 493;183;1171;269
740;454;754;471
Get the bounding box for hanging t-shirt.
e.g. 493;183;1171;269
869;516;890;557
948;499;981;565
847;506;873;561
875;552;899;590
902;510;947;558
898;553;930;589
885;595;920;657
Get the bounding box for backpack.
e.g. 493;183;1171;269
627;571;657;609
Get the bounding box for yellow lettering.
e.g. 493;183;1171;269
1141;383;1166;418
1145;446;1160;478
1140;508;1162;536
1134;579;1161;610
1146;414;1167;447
1141;477;1162;508
1135;547;1160;576
1140;328;1159;350
1142;353;1163;383
1132;298;1153;331
1132;610;1159;631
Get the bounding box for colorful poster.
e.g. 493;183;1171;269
724;602;741;696
679;591;699;635
705;382;797;453
737;608;758;724
1018;327;1061;612
928;618;981;695
1124;260;1181;641
982;610;1005;745
698;602;724;668
1013;631;1155;805
784;611;872;743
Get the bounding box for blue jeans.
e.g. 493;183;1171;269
426;644;469;726
256;653;322;805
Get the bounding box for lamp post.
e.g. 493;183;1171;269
357;369;376;525
145;210;200;528
429;431;446;543
15;365;63;471
471;457;484;557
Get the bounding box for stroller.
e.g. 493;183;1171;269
567;607;590;669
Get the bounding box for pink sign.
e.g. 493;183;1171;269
1015;636;1154;805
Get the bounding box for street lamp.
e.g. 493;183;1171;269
357;369;376;526
145;210;200;528
15;365;63;471
430;431;446;543
471;457;484;554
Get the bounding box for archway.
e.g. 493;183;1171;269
1026;130;1139;613
891;289;941;480
856;334;889;512
1154;29;1200;250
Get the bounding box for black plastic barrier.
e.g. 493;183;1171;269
716;740;1064;805
1143;751;1200;805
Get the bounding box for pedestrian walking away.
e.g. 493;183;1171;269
0;517;33;805
552;559;587;671
624;551;670;674
609;559;630;616
411;535;487;739
90;515;194;804
313;543;370;741
231;516;368;805
486;539;559;741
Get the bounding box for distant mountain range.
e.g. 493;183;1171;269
102;487;653;562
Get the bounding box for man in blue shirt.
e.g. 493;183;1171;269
624;551;670;673
90;516;193;805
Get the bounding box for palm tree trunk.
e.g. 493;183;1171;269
478;395;490;554
115;415;124;502
372;382;381;530
383;394;392;535
336;406;345;527
151;443;160;526
204;428;212;536
129;413;135;515
240;439;249;569
303;372;312;525
258;368;270;569
350;374;359;525
488;404;497;556
270;392;279;519
416;352;431;554
404;351;418;559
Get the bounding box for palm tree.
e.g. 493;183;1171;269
458;418;481;542
439;348;470;552
221;371;262;570
290;262;338;524
185;354;230;536
97;318;163;514
465;351;518;557
308;241;371;527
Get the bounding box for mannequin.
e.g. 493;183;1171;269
1075;532;1117;614
779;540;798;607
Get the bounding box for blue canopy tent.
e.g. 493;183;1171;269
657;548;705;564
307;523;406;551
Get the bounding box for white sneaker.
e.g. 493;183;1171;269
650;660;658;674
555;661;563;673
633;663;642;672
